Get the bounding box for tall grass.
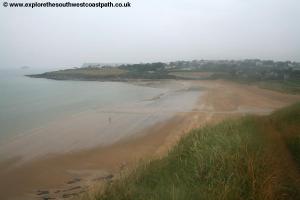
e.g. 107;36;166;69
86;103;300;200
270;103;300;167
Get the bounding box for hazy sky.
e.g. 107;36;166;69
0;0;300;69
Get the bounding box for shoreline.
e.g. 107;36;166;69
1;80;300;200
0;80;200;163
0;111;220;200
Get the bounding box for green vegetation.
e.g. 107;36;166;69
119;63;175;79
168;71;213;79
28;59;300;93
258;80;300;95
86;103;300;200
270;103;300;166
27;67;127;81
28;63;175;81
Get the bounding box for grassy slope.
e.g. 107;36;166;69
29;67;175;80
30;68;128;80
85;103;300;200
258;80;300;95
270;103;300;166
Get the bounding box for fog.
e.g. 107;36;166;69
0;0;300;69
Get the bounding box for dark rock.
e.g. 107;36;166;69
63;186;81;192
66;178;81;184
93;174;114;182
104;174;114;180
36;190;49;195
42;197;55;200
62;193;78;198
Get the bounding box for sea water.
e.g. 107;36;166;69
0;68;200;160
0;69;165;141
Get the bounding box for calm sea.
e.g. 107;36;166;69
0;68;165;142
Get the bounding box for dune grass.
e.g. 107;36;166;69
270;103;300;167
85;103;300;200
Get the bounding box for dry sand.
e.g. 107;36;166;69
0;80;299;200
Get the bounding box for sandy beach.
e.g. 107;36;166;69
0;80;300;200
0;80;200;162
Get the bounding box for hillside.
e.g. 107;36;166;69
28;60;300;94
84;102;300;200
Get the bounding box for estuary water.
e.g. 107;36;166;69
0;68;200;161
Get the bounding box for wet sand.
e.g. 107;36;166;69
0;80;200;162
0;80;300;200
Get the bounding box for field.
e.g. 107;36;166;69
85;102;300;200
